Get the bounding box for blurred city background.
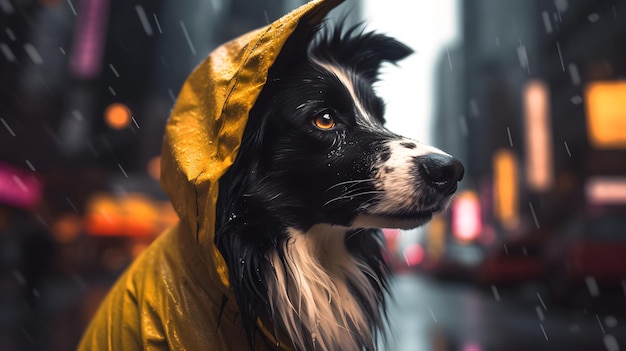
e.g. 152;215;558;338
1;0;626;350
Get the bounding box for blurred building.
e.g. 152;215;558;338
424;0;626;298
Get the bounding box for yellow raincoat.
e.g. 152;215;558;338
77;0;343;350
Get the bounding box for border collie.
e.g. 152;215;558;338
215;20;464;351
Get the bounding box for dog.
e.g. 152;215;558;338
214;20;464;351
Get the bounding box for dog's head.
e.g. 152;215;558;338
233;22;464;232
214;18;465;351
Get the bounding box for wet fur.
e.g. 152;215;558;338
215;19;440;351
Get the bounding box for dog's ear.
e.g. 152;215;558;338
352;31;414;80
313;25;414;82
266;18;322;79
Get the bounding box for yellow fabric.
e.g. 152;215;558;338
77;1;343;350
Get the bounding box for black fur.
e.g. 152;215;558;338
215;19;413;350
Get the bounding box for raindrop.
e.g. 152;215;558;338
180;21;196;55
108;86;116;96
66;0;77;15
168;88;176;104
535;305;545;321
59;47;66;55
517;42;530;73
507;127;513;147
563;141;571;157
151;14;163;35
597;314;607;334
446;47;452;70
542;11;553;34
109;63;120;77
570;95;583;104
5;28;16;41
0;117;16;136
569;324;580;333
605;316;618;328
118;163;128;178
131;117;140;129
528;201;540;229
491;285;501;301
12;175;28;192
568;63;581;86
13;270;26;285
428;306;437;323
556;41;565;71
135;5;153;36
588;13;600;23
73;109;84;121
65;196;78;213
25;160;36;171
604;335;619;351
0;0;14;14
540;324;549;341
585;276;600;297
537;292;547;310
32;289;40;298
24;43;44;64
0;42;15;62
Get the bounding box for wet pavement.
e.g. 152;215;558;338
381;273;626;351
3;272;626;350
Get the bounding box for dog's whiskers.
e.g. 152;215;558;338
325;179;374;192
322;190;384;207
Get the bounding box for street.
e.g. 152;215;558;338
380;273;626;351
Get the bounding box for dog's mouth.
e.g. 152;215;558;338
350;206;442;230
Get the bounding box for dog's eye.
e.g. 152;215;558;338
313;113;336;130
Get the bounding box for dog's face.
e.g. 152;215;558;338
246;26;464;232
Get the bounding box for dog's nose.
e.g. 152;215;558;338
418;154;464;195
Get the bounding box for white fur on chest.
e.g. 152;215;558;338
267;224;380;351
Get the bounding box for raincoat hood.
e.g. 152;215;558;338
160;0;343;291
78;1;344;350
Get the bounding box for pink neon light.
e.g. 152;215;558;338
403;243;424;267
452;193;482;241
69;0;110;79
0;162;42;209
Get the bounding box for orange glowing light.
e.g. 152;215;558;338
523;80;553;191
51;213;82;243
84;192;176;237
104;103;131;130
585;81;626;149
493;149;519;229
